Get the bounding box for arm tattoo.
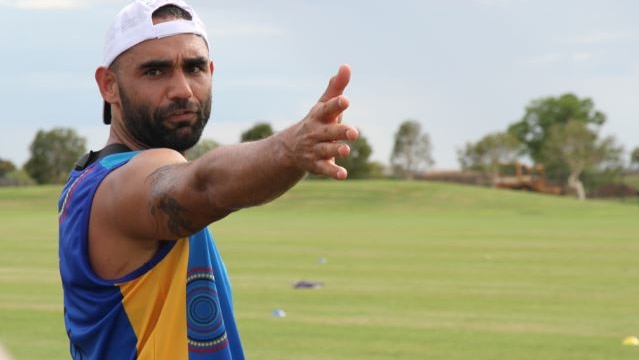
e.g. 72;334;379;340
148;165;197;237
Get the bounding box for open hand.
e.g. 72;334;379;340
281;65;360;180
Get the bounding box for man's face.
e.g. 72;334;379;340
113;33;213;151
118;78;211;152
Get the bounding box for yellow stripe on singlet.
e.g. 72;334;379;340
118;239;189;359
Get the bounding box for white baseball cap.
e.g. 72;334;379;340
102;0;209;124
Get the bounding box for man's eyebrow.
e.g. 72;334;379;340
137;59;173;71
183;56;209;68
137;57;208;71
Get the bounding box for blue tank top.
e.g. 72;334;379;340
58;151;245;359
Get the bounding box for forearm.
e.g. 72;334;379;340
191;129;306;215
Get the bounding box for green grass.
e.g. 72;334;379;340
0;186;66;359
624;173;639;190
1;181;639;359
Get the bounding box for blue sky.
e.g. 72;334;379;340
1;0;638;169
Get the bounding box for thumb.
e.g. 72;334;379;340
318;64;351;103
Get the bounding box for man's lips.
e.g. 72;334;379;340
167;111;196;122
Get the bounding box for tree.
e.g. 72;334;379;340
335;132;373;179
0;170;35;187
390;120;434;179
240;122;274;142
541;120;623;201
630;147;639;171
508;93;606;166
24;128;87;184
0;158;16;178
0;159;29;187
186;138;220;161
457;132;523;185
367;161;386;179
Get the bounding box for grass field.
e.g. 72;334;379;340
624;173;639;191
1;181;639;359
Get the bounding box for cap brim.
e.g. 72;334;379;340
103;101;111;124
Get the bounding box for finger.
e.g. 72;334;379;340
314;159;348;180
314;142;351;159
315;95;350;124
316;124;359;143
317;64;351;103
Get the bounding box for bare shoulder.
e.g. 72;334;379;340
97;148;187;205
124;148;187;175
92;148;188;239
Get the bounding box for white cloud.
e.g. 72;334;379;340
25;71;94;91
521;53;563;67
571;52;594;63
0;0;88;9
472;0;527;7
518;50;597;70
573;30;639;44
208;23;285;39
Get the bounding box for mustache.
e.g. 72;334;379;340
156;99;200;117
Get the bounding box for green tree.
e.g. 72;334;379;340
24;127;87;184
336;132;373;179
367;161;386;179
0;170;35;186
0;159;30;187
240;122;274;142
0;158;16;178
541;120;623;201
457;131;523;185
186;138;220;161
390;120;434;179
508;93;606;166
630;147;639;171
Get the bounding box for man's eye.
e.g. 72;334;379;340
188;66;203;74
145;69;162;76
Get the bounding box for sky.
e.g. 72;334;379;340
1;0;638;170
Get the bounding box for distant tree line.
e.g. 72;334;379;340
2;93;639;199
0;128;88;186
458;93;634;200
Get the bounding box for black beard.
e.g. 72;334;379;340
119;88;211;151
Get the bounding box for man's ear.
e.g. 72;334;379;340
209;60;214;75
95;66;118;104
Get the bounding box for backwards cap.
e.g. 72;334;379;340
102;0;209;124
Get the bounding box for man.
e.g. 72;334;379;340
57;0;358;359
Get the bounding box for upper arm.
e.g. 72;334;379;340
92;148;223;243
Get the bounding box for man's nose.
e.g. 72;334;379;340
168;70;194;100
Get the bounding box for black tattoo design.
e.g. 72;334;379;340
148;165;197;237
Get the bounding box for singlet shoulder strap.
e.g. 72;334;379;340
74;143;132;171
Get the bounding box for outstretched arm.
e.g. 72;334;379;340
97;65;359;242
